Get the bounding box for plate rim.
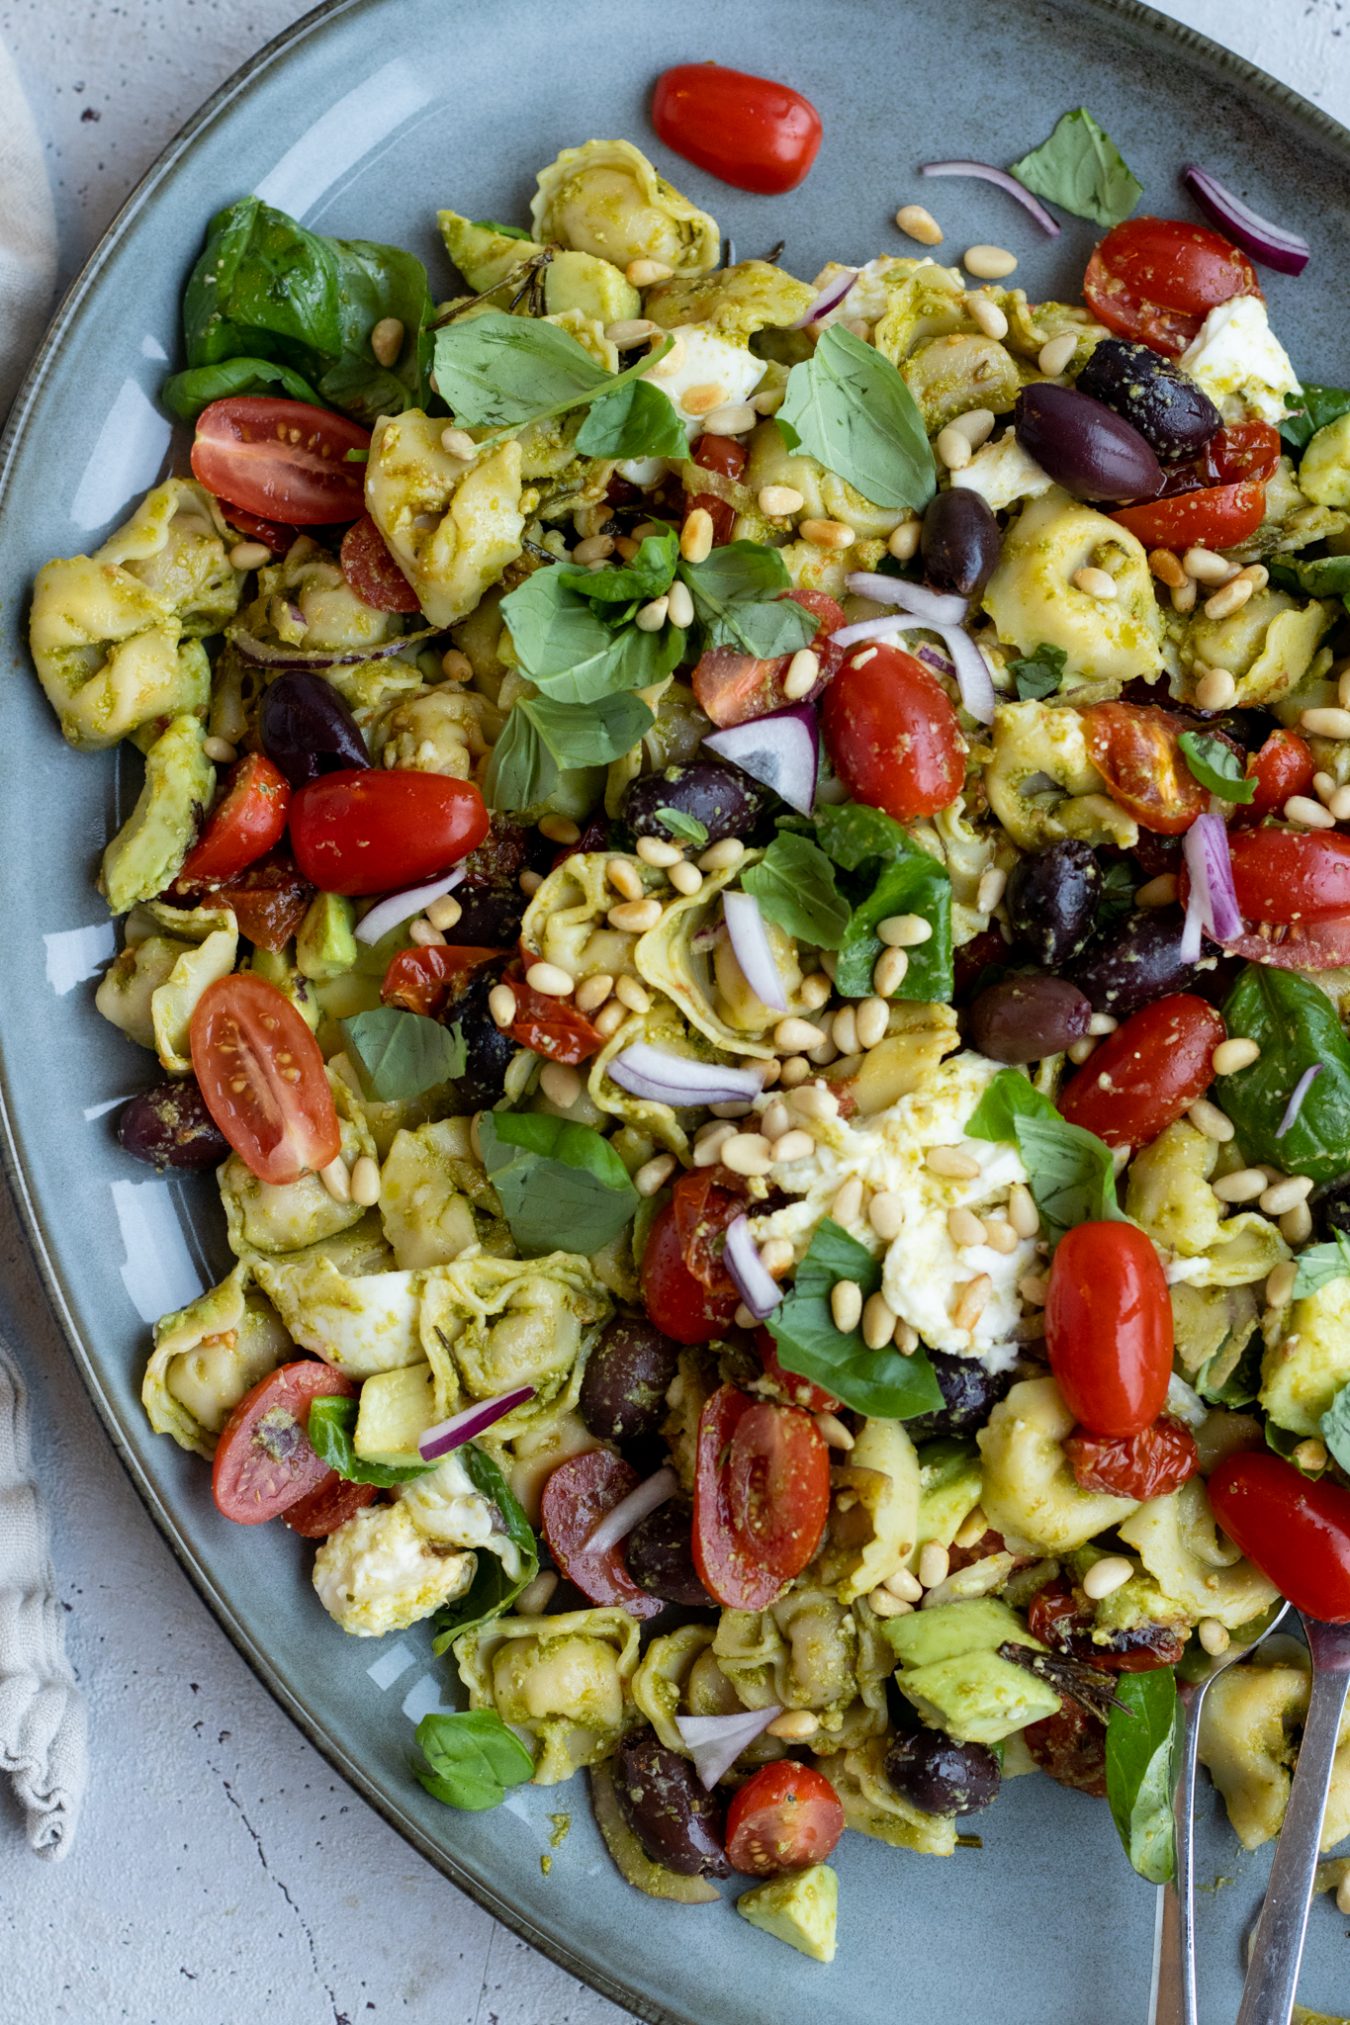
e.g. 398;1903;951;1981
2;4;1348;2019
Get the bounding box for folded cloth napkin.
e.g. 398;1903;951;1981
0;35;59;417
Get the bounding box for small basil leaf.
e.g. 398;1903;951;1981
557;529;678;606
678;542;820;659
1008;642;1068;702
1321;1381;1350;1475
654;809;709;847
160;356;323;422
1281;385;1350;453
431;311;672;436
340;1007;466;1102
432;1443;539;1648
1105;1669;1182;1884
478;1110;639;1257
1195;1322;1264;1409
501;566;681;704
485;706;557;813
415;1708;534;1812
778;326;937;513
1269;553;1350;603
524;691;656;771
1009;108;1143;228
306;1395;434;1487
1216;966;1350;1184
741;833;850;950
575;379;689;460
1178;731;1255;804
1097;858;1138;927
812;801;953;1000
966;1069;1122;1238
768;1219;944;1420
1293;1229;1350;1299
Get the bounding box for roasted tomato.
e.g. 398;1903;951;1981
1045;1221;1174;1438
539;1448;664;1620
190;972;341;1185
212;1361;355;1524
501;960;605;1065
1082;701;1206;835
201;852;314;951
821;643;965;822
725;1763;845;1877
691;589;845;727
640;1202;741;1345
652;64;823;194
1058;994;1226;1147
1210;1452;1350;1623
1066;1419;1199;1500
1023;1702;1108;1797
339;514;420;612
381;943;504;1016
671;1167;749;1297
1083;216;1260;356
1027;1582;1185;1673
692;1384;830;1608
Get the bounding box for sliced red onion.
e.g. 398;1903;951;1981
831;613;927;651
1181;812;1242;961
845;570;968;628
228;625;437;669
723;892;788;1013
1166;1372;1207;1430
355;867;465;945
915;644;957;679
418;1385;536;1461
1277;1064;1322;1138
795;267;857;327
675;1706;782;1790
608;1043;765;1108
937;624;997;725
704;705;819;815
1182;165;1310;277
583;1465;678;1556
723;1214;782;1320
920;160;1061;237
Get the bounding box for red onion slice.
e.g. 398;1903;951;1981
845;570;969;628
1182;165;1310;277
704;706;819;815
831;613;926;651
228;625;437;669
920;160;1061;238
608;1043;765;1108
355;867;465;945
1181;812;1241;960
675;1706;782;1790
1277;1064;1322;1139
794;267;858;327
418;1384;536;1461
723;1214;783;1320
583;1465;678;1556
723;893;788;1013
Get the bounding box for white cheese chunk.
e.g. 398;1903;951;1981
641;324;764;429
951;432;1054;513
1178;296;1301;427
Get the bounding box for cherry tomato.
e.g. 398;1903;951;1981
1203;421;1282;486
178;754;291;887
652;64;822;195
725;1762;844;1878
1110;480;1267;553
1083;217;1260;357
672;1167;749;1296
211;1360;355;1524
190;972;341;1185
822;644;965;822
1023;1702;1107;1796
1065;1419;1199;1500
693;1384;829;1608
1058;993;1226;1148
339;515;420;612
283;1475;377;1538
692;434;749;481
691;589;844;727
640;1203;740;1345
753;1325;839;1414
1082;701;1206;835
223;505;299;554
201;852;314;951
1027;1582;1185;1673
1210;1451;1350;1623
191;397;370;525
289;768;488;897
502;959;605;1065
1237;730;1316;825
539;1448;664;1619
1045;1221;1174;1438
1208;827;1350;969
381;943;504;1016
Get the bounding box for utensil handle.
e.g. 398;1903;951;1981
1149;1688;1202;2025
1236;1665;1350;2025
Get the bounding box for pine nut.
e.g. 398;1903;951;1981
1301;706;1350;740
855;997;890;1050
539;813;581;846
936;425;973;472
594;1000;627;1040
1266;1261;1297;1308
667;861;703;896
832;1176;864;1224
895;203;943;245
636;836;681;867
798;973;832;1011
1194;666;1237;711
692;1123;735;1167
1330;786;1350;824
440;426;477;461
633;595;668;633
227;540;271;572
1316;771;1339;805
766;1709;820;1742
1066;1036;1098;1065
1240;563;1268;591
702;401;757;437
887;519;921;561
779;1055;810;1087
783;648;820;701
1088;1013;1118;1038
918;1543;951;1589
682;381;728;417
759;1239;795;1279
1019;1271;1049;1305
947;1206;987;1248
1184;546;1238;585
1172;578;1197;614
1295;1437;1329;1473
772;1129;815;1164
894;1320;919;1354
604;317;661;347
615;979;652;1018
862;1292;897;1349
633;1153;675;1198
878;913;933;948
1007;1183;1039;1239
751;385;785;414
1135;873;1179;909
952;1275;992;1329
1211;1037;1259;1076
370;315;404;365
203;735;238;763
1260;1174;1314;1216
759;484;806;519
1285;794;1336;830
409;918;447;947
760;1098;791;1142
1083;1555;1133;1601
868;1587;913;1619
525;961;574;997
488;984;517;1029
626;257;673;286
320;1156;351;1204
1038;332;1078;378
977;867;1007;914
343;1152;380;1210
788;1082;838;1121
926;1145;981;1180
571;533;615;564
1149;548;1188;590
799;517;855;549
1281;1202;1314;1244
574;974;614;1016
1188;1098;1235;1142
815;1411;854;1451
983;1219;1019;1255
885;1567;925;1603
608;858;646;900
440;647;473;680
1197;1618;1231;1657
963;244;1018;279
1338;1873;1350;1918
699;838;744;872
868;1191;906;1242
774;1017;825;1052
828;1278;864;1334
1204;576;1255;621
516;1569;559;1616
873;947;910;997
538;1063;580;1110
969;295;1008;341
721;1132;775;1178
422;895;461;935
1073;565;1117;601
651;579;689;632
831;1006;859;1055
1212;1167;1267;1203
608;897;663;933
680;508;714;564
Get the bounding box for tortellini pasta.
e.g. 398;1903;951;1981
635;853;812;1058
530;139;719;275
1126;1121;1291;1290
221;1071;376;1257
96;899;236;1062
814;1418;921;1604
644;261;815;345
236;535;404;656
1199;1657;1350;1850
368;681;502;778
455;1606;641;1783
378;1118;491;1269
713;1588;892;1753
421;1250;610;1431
983;489;1164;689
254;1253;424;1378
1117;1478;1279;1630
142;1264;291;1457
100;713;215;915
365;417;525;627
1260;1271;1350;1437
984;699;1138;852
521;850;663;986
632;1624;719;1753
1180;585;1334;709
743;424;908;542
977;1377;1138;1554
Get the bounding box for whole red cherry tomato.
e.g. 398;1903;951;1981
289;769;488;896
1046;1221;1174;1438
822;644;965;822
540;1448;664;1619
1236;730;1317;825
1058;994;1226;1148
191;397;369;523
725;1762;845;1877
1082;702;1206;835
652;64;823;195
1066;1419;1199;1500
1083;217;1261;356
1212;827;1350;969
339;515;420;612
178;754;291;887
692;433;749;481
692;589;844;726
1210;1451;1350;1623
693;1384;829;1608
641;1202;740;1345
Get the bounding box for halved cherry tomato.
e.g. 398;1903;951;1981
212;1361;355;1524
725;1762;844;1878
1083;217;1260;356
1111;480;1267;554
1237;729;1316;824
691;589;844;727
1066;1419;1199;1500
1045;1221;1174;1438
284;1475;377;1538
641;1203;740;1344
1058;993;1226;1147
202;852;313;951
1203;420;1282;486
753;1325;839;1414
1027;1582;1185;1673
822;643;965;822
190;972;341;1185
693;434;749;481
1200;826;1350;969
692;1384;829;1608
652;64;822;195
1023;1702;1108;1796
191;397;370;524
1210;1451;1350;1623
223;505;299;554
539;1448;664;1619
339;514;420;612
1082;701;1206;834
178;754;291;887
289;768;488;896
501;959;604;1065
672;1167;749;1296
381;943;504;1016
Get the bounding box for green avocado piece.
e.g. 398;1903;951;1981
354;1362;437;1467
885;1597;1032;1671
897;1648;1061;1744
543;250;640;325
246;949;320;1031
100;713;214;915
1299;412;1350;508
913;1439;984;1556
735;1864;838;1963
296;891;358;981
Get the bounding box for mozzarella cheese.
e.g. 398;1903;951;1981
809;256;910;328
311;1502;474;1637
641;324;764;427
951;432;1054;513
1178;296;1301;427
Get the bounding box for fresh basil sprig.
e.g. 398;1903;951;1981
1270;553;1350;604
778;326;936;513
1215;966;1350;1184
678;542;820;659
306;1395;434;1487
500;565;682;706
432;1444;539;1649
1009;108;1143;228
1008;642;1068;702
967;1070;1122;1238
743;832;851;949
1104;1668;1183;1884
654;808;709;848
813;801;953;1000
1178;731;1255;804
768;1220;943;1419
340;1007;466;1102
161;356;324;423
478;1110;639;1257
431;310;675;438
415;1708;534;1812
486;690;655;812
575;378;690;459
1281;385;1350;453
558;529;678;607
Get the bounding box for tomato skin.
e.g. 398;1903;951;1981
284;1474;377;1538
339;515;420;612
1046;1221;1174;1438
1083;217;1260;356
1210;1452;1350;1623
212;1361;355;1524
1066;1419;1199;1500
1218;828;1350;969
652;64;822;195
1111;479;1266;553
693;1386;828;1608
1027;1582;1185;1672
289;768;488;897
540;1449;665;1619
724;1762;844;1878
178;754;291;887
191;397;370;524
223;505;298;554
822;644;965;822
190;972;341;1185
381;943;504;1016
685;490;737;547
1203;421;1282;486
1023;1702;1108;1796
753;1325;839;1414
1082;701;1207;835
692;434;749;481
692;590;844;727
200;852;313;951
1238;730;1316;824
501;959;604;1065
1058;993;1226;1148
641;1203;740;1345
671;1167;748;1296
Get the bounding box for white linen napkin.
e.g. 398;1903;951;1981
0;35;59;416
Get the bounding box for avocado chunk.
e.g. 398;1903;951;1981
898;1647;1062;1744
885;1596;1033;1671
247;949;320;1031
100;713;214;914
297;891;358;981
354;1362;437;1467
735;1864;837;1963
913;1439;984;1556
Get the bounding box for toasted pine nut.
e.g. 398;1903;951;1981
593;999;627;1040
1198;1619;1231;1657
1281;1201;1314;1244
664;579;694;630
636;836;682;868
525;961;574;998
1007;1183;1039;1239
862;1292;897;1349
766;1709;820;1742
1285;794;1336;830
722;1132;775;1178
774;1017;825;1052
855;997;890;1050
1184;546;1238;585
1136;874;1179;909
983;1219;1019;1255
426;894;463;933
952;1274;992;1329
1171;578;1197;614
886;1567;925;1602
539;1062;582;1109
571;533;615;565
680;508;714;564
830;1279;864;1334
948;1206;987;1248
1204;576;1255;621
488;984;517;1029
787;1082;838;1121
1073;565;1117;601
977;867;1007;914
887;519;921;561
963;244;1018;279
539;813;581;845
440;426;477;461
634;1153;676;1198
604;317;661;347
1301;706;1350;740
831;1006;858;1055
759;484;806;519
574;974;614;1015
1018;1271;1049;1305
895;203;943;245
699;838;745;872
1148;547;1188;590
626;257;673;287
1194;666;1237;711
954;1507;990;1551
936;425;972;471
320;1156;351;1204
873;947;909;997
832;1176;864;1224
1213;1037;1260;1075
772;1129;815;1164
1066;1036;1098;1065
1266;1261;1297;1308
409;919;447;947
370;315;404;365
868;1587;913;1618
878;913;933;948
1188;1098;1235;1143
784;648;820;701
1212;1167;1268;1204
692;1123;735;1167
440;647;473;681
868;1191;906;1242
1260;1174;1314;1216
607;857;645;901
203;735;238;763
1038;332;1078;379
681;381;727;416
918;1543;951;1589
799;517;855;549
608;896;663;934
667;860;703;896
701;402;757;436
1083;1555;1133;1601
1294;1437;1329;1473
815;1411;854;1451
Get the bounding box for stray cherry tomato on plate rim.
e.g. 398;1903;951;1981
652;64;823;195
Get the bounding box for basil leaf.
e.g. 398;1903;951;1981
432;1443;539;1648
1008;642;1068;702
1321;1382;1350;1475
741;833;850;949
1105;1669;1183;1884
1178;731;1256;804
778;325;936;513
1293;1229;1350;1299
431;311;672;435
501;565;682;704
966;1069;1122;1238
678;542;820;659
1217;967;1350;1183
1195;1320;1264;1409
306;1395;434;1487
1281;385;1350;453
768;1220;943;1419
485;706;557;812
472;219;534;241
415;1708;534;1812
812;801;953;1000
478;1110;639;1257
161;356;323;423
524;691;656;769
575;378;688;459
340;1007;466;1101
655;809;709;847
1097;858;1138;928
1010;108;1143;228
558;530;678;606
1270;553;1350;603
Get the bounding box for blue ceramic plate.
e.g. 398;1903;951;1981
1;3;1346;2017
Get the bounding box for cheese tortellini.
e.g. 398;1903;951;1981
312;1500;476;1637
142;1264;292;1457
456;1606;641;1782
531;139;719;275
100;713;215;915
984;699;1138;852
977;1377;1139;1554
365;417;525;627
421;1250;610;1431
814;1418;921;1604
1127;1120;1291;1290
983;489;1164;689
1199;1657;1350;1850
713;1587;893;1754
1118;1478;1279;1631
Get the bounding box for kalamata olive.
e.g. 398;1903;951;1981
615;1729;730;1877
905;1350;1016;1441
966;975;1092;1064
1313;1175;1350;1242
1006;841;1103;969
1014;383;1164;503
1075;338;1222;464
580;1318;682;1444
626;1498;711;1605
446;882;524;948
623;762;769;845
259;671;370;787
1069;908;1205;1018
921;487;1002;600
884;1729;1001;1816
116;1079;230;1170
452;968;516;1110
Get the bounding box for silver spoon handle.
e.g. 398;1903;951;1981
1236;1664;1350;2025
1150;1685;1203;2025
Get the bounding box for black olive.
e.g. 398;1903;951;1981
965;975;1093;1064
623;762;769;846
905;1350;1016;1441
626;1499;711;1606
614;1730;730;1877
884;1729;1001;1815
921;488;1002;600
1069;908;1205;1018
447;882;525;948
1015;383;1164;502
452;968;516;1110
116;1079;229;1170
1006;842;1103;969
258;671;370;786
1076;338;1222;463
1313;1175;1350;1242
579;1318;682;1445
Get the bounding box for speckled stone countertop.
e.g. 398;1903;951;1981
2;3;1348;2021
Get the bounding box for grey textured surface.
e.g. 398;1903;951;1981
1;5;1347;2024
